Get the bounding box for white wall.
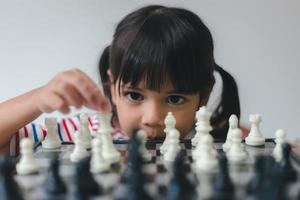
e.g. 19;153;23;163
0;0;299;140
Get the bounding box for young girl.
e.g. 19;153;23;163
0;5;240;155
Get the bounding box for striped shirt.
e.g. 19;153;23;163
10;114;128;156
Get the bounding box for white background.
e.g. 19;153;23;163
0;0;299;140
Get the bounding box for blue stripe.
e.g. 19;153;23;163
57;123;63;142
31;124;38;143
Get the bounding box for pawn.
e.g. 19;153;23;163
247;155;265;194
195;135;218;172
0;155;23;200
278;143;297;184
163;129;181;162
44;157;67;195
137;130;152;162
74;156;103;198
227;128;248;163
212;153;234;200
222;114;238;152
245;114;265;146
166;151;197;200
70;132;89;162
160;112;176;155
42;118;61;149
78;113;92;149
16;138;39;175
272;129;287;162
90;138;110;173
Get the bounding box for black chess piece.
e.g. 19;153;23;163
255;155;285;200
0;155;23;200
278;142;297;184
121;129;142;183
247;155;265;194
120;130;152;200
44;156;67;195
73;156;103;199
212;152;234;200
166;151;197;200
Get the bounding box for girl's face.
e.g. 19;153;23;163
110;77;202;138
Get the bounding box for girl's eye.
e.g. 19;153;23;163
167;95;185;105
125;92;144;102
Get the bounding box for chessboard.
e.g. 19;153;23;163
12;138;300;200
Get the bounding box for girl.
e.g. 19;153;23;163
0;5;240;155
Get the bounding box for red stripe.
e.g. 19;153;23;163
24;126;29;138
62;119;72;142
15;131;20;156
68;118;78;131
42;128;47;139
88;117;94;127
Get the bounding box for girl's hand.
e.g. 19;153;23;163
34;68;111;114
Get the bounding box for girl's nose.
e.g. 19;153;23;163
141;102;164;127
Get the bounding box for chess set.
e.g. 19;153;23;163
9;138;300;200
1;106;300;200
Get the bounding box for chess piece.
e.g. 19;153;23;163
191;106;212;147
97;113;121;164
272;129;287;162
90;138;110;173
0;155;23;200
44;156;67;195
255;156;284;200
212;153;234;200
121;132;152;200
166;151;197;200
70;131;89;162
122;130;142;183
245;114;265;146
160;112;176;154
247;155;265;194
16;138;39;175
227;128;248;162
77;113;92;149
137;130;152;162
74;156;103;198
222;114;238;152
42;118;61;149
194;134;218;172
278;143;297;184
163;129;181;162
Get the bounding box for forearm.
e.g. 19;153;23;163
0;88;42;149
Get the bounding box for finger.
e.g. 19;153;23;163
65;69;111;110
55;83;83;109
39;92;70;114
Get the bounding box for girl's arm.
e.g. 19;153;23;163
0;68;111;153
0;88;42;153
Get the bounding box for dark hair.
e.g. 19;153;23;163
99;5;240;139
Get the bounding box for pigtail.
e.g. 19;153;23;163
210;64;241;139
99;45;111;98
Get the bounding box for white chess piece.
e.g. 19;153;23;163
191;106;212;147
227;128;248;162
163;129;181;162
70;131;89;162
90;138;110;173
194;134;218;172
272;129;287;162
97;113;121;164
16;138;39;175
77;113;92;149
245;114;265;146
42;118;61;149
137;129;152;162
223;114;238;152
160;112;176;155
